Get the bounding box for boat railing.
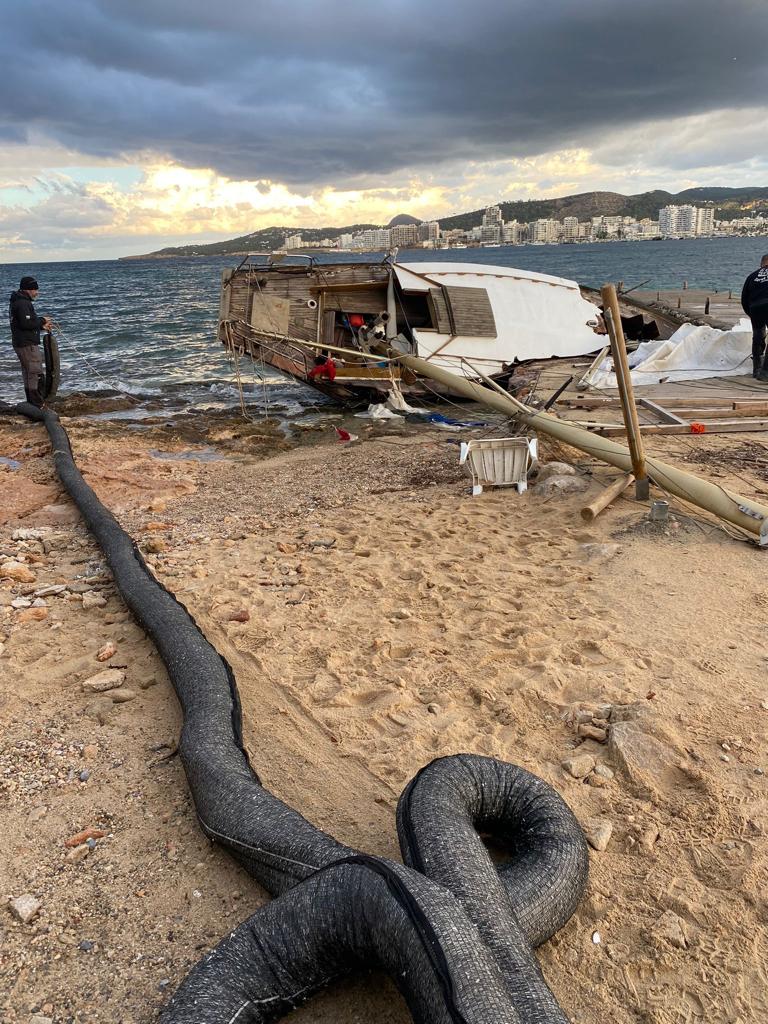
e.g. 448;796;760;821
234;252;317;272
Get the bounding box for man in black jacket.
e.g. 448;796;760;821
741;255;768;381
8;275;52;406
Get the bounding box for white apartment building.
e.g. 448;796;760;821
502;220;522;243
284;233;302;248
390;223;419;248
359;228;392;249
483;205;503;226
659;204;699;237
695;207;715;235
531;219;559;243
561;217;580;240
418;221;441;243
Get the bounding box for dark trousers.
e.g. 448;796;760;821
14;344;44;405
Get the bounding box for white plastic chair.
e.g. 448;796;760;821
459;436;538;496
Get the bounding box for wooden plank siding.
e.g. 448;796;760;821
443;286;497;337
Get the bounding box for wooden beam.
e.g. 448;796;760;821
596;418;768;437
581;473;634;521
637;399;689;425
602;284;649;499
561;396;765;411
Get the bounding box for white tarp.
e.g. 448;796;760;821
589;319;753;389
395;262;602;376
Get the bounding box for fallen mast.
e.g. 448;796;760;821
396;353;768;545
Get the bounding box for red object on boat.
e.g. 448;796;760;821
308;357;336;381
690;422;706;434
348;314;365;327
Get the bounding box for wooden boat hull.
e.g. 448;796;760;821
217;256;636;406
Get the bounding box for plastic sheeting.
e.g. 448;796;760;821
589;319;753;389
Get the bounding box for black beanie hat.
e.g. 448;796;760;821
20;276;39;290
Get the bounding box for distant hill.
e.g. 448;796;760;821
121;187;768;259
387;213;422;227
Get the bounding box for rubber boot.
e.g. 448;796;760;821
757;360;768;383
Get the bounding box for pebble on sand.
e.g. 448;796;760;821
96;641;118;662
1;561;37;583
577;724;608;743
81;668;125;693
8;893;41;924
17;606;48;623
111;688;138;703
82;591;107;610
65;844;90;864
562;753;596;779
65;827;107;848
654;909;689;949
585;820;614;852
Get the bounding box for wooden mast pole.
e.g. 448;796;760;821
601;283;650;500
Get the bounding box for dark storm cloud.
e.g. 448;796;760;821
2;0;766;184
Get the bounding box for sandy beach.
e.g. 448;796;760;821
1;409;766;1024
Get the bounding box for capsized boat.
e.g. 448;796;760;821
217;253;609;404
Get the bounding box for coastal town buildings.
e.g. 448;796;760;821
280;200;763;253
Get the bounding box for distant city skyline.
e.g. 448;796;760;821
281;203;765;255
1;1;767;262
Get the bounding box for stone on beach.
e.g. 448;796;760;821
536;462;578;482
654;910;689;949
96;641;118;662
17;606;48;623
111;687;138;703
8;894;41;924
609;720;679;795
584;819;613;852
1;561;37;583
81;668;125;693
562;753;595;779
536;475;589;498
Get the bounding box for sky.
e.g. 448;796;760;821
1;0;767;262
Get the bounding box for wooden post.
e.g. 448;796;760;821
581;473;634;521
601;283;649;500
705;297;710;315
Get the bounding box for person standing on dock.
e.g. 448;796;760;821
8;275;52;407
741;255;768;381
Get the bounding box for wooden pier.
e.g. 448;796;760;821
632;288;745;330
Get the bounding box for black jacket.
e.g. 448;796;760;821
741;267;768;316
9;289;46;348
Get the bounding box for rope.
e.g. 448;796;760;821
50;325;144;406
223;322;257;422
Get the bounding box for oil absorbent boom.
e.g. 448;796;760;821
2;400;589;1024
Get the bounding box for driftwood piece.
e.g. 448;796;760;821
581;473;635;521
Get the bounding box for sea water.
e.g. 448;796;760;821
1;236;765;420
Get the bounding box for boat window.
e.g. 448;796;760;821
429;285;496;337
